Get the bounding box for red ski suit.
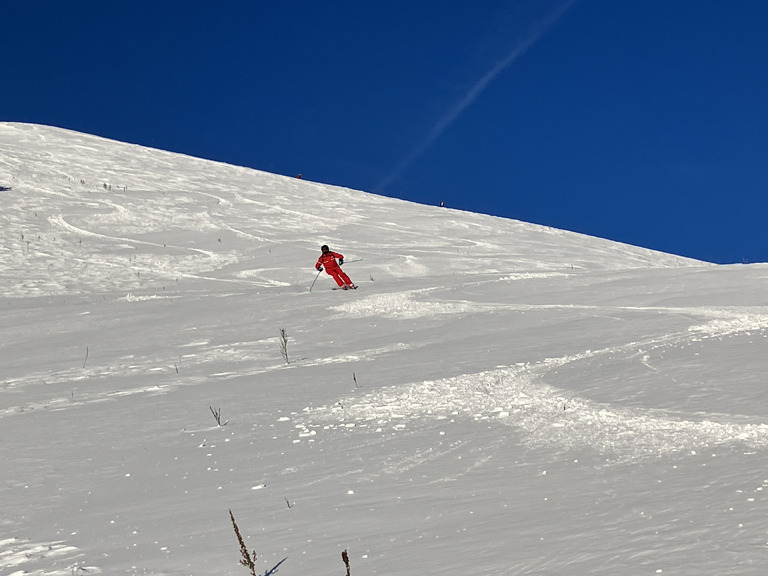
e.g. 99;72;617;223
316;251;353;287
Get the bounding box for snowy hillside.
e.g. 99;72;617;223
2;122;768;576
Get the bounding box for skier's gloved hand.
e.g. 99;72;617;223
317;267;323;272
338;259;343;265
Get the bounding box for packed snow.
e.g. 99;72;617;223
2;123;768;576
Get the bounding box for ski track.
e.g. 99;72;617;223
5;286;768;446
303;362;768;461
0;339;417;419
334;288;768;328
2;204;240;297
304;297;768;461
0;338;285;418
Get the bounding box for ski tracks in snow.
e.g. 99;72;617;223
304;361;768;460
304;291;768;462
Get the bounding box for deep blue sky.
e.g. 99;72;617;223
3;1;767;263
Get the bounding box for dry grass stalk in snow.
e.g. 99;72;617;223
229;509;258;576
279;327;289;364
342;549;351;576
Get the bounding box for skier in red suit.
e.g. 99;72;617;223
316;245;356;289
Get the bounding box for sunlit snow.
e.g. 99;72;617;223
2;123;768;576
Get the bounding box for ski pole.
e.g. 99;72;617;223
308;269;322;292
342;258;364;264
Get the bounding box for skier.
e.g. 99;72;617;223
315;245;356;289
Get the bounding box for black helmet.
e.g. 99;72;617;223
321;245;330;252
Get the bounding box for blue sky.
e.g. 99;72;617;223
3;1;767;264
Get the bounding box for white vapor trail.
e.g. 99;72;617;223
375;0;575;193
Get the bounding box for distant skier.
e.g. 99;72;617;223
316;245;356;290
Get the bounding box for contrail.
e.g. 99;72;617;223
375;0;575;193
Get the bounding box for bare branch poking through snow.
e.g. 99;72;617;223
210;406;224;426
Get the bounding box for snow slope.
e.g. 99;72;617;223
2;123;768;576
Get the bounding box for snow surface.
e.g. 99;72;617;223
2;122;768;576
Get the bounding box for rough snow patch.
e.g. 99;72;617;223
0;537;98;575
688;311;768;339
332;291;474;319
305;362;768;460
